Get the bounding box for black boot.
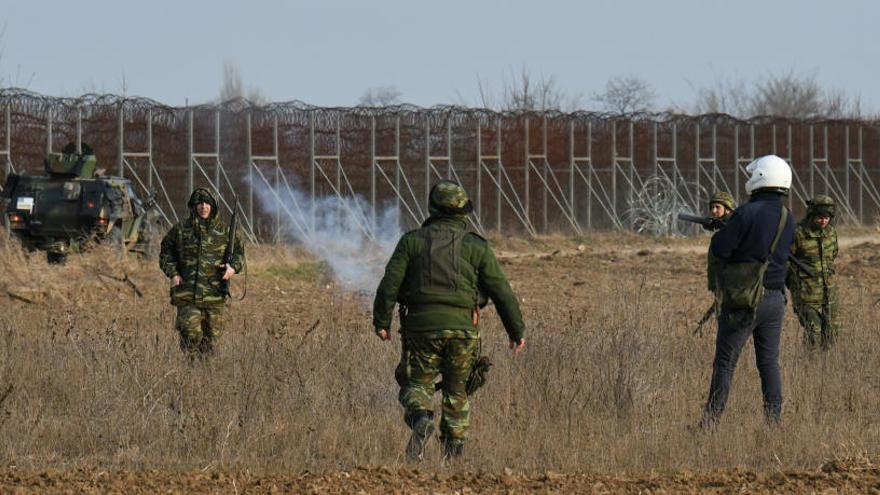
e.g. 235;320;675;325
405;411;434;461
764;403;781;426
443;440;463;460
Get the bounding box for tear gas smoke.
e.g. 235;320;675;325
252;175;402;296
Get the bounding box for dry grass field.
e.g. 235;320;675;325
1;229;880;492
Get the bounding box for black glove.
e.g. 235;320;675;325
701;218;724;231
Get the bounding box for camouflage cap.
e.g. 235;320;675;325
807;194;835;218
708;191;736;212
428;180;473;216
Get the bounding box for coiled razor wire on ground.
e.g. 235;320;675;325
625;175;706;237
2;88;880;239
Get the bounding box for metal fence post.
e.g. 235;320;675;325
117;104;125;176
496;117;502;232
424;120;431;211
186;109;193;195
246;112;253;228
309;110;316;228
273;114;280;240
569;120;575;229
46;108;53;156
214;110;221;191
476;121;482;223
370;116;376;225
542;116;548;232
147;109;153;190
76;106;83;154
524;116;530;229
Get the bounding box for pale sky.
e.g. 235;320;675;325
1;0;878;112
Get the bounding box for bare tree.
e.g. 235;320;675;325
456;66;581;111
357;85;403;106
502;67;571;111
219;61;266;105
691;70;863;119
592;75;656;114
690;77;750;115
750;71;825;118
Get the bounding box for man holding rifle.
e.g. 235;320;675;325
160;188;244;357
705;192;736;295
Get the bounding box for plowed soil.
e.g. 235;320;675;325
2;459;880;493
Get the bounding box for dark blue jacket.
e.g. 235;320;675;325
710;191;795;290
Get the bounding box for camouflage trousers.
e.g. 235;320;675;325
175;304;225;355
793;302;840;350
395;334;479;446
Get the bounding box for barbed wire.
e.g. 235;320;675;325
625;175;707;237
3;88;879;127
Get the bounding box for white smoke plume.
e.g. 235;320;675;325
251;174;402;296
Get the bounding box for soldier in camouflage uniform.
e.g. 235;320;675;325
707;191;736;293
159;188;244;356
373;180;526;461
786;195;840;349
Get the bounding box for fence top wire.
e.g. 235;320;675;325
3;88;879;129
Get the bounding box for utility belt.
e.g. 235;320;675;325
403;303;473;313
400;302;481;329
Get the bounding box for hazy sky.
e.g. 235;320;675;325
2;0;877;112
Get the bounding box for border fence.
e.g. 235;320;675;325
1;89;879;241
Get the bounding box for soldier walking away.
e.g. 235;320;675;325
373;181;526;461
786;195;840;350
702;155;795;427
159;188;244;358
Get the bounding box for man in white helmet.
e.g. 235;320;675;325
702;154;795;426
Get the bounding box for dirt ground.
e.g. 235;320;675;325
2;458;880;493
2;228;880;493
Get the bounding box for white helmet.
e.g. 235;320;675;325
745;155;792;194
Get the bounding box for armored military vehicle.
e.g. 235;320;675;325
2;143;157;263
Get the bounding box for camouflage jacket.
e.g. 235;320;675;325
159;189;244;307
786;222;838;305
373;216;525;341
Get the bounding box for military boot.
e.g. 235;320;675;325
442;440;464;460
405;411;434;461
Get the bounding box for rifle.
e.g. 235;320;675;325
220;195;239;299
693;303;716;336
677;212;725;232
677;212;815;278
817;237;831;336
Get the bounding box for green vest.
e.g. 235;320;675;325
373;216;525;340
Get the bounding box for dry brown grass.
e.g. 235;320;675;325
0;231;879;477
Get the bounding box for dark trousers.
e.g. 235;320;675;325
704;289;786;423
